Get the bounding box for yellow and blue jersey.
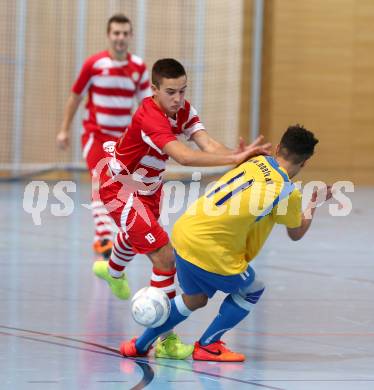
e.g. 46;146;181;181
171;155;302;276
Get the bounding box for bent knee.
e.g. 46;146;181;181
233;279;266;311
197;294;209;308
183;293;208;311
245;279;265;294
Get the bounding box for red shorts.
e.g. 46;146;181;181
99;180;169;254
81;132;119;176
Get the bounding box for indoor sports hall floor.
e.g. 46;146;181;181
1;180;373;390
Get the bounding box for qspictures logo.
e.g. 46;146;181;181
22;173;354;227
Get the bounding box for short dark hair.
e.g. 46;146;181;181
107;14;132;34
278;124;319;164
152;58;186;88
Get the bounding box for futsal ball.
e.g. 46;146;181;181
131;286;171;328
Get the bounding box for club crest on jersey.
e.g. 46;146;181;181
103;141;116;156
132;72;139;82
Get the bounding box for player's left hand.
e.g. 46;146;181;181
310;185;333;206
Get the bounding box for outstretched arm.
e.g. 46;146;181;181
191;130;271;157
56;92;83;150
191;130;234;155
163;139;262;167
287;185;333;241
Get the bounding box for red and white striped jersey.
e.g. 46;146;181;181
72;50;151;138
110;97;205;195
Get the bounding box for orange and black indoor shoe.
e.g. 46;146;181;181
192;340;245;362
93;239;113;259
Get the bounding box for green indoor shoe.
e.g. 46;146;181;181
155;333;194;360
92;260;131;300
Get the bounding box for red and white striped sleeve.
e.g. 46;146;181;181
71;58;93;97
136;65;152;102
183;104;205;140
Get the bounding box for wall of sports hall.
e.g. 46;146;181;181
0;0;373;184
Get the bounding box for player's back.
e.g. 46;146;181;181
172;155;299;275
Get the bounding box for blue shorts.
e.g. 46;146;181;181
175;250;255;298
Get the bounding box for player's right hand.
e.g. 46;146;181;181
56;131;70;150
233;135;272;165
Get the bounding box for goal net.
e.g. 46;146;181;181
0;0;244;179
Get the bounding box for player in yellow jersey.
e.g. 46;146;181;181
119;124;333;361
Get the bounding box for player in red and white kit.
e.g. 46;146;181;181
92;58;271;359
57;14;151;257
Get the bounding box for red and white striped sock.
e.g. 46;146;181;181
150;267;176;299
91;199;113;242
108;232;135;278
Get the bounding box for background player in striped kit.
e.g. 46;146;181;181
93;58;271;359
57;13;151;258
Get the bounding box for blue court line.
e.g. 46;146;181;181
0;326;153;390
0;330;120;359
